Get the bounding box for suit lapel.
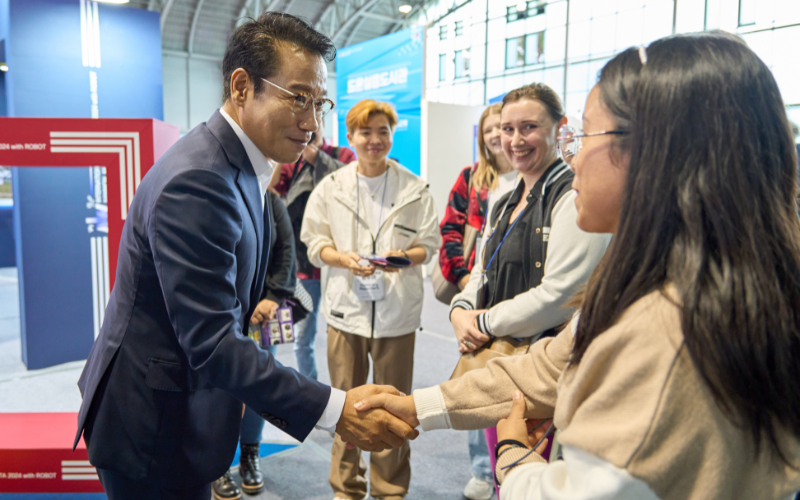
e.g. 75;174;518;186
207;111;265;308
254;197;271;308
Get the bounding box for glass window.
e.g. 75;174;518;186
506;36;526;69
439;54;447;81
455;49;471;78
455;20;465;36
739;0;755;26
507;5;526;23
439;25;448;40
525;31;545;64
526;0;545;17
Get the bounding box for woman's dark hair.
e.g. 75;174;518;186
222;12;336;102
573;31;800;465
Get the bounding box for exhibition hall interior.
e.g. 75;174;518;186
1;0;800;499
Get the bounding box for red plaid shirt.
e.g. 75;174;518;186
438;164;489;284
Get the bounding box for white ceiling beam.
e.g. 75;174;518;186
360;11;409;25
187;0;207;54
331;0;382;41
160;0;176;32
344;16;368;46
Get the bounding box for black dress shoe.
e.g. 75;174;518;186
212;470;242;500
239;443;264;494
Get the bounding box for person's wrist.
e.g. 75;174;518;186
495;439;528;461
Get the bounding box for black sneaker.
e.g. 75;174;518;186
212;470;242;500
239;443;265;495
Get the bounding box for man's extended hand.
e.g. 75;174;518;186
336;385;419;452
354;393;419;428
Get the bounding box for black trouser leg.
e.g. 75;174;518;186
97;468;211;500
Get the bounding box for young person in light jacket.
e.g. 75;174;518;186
300;99;440;500
356;32;800;500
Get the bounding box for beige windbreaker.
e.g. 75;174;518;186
300;160;441;338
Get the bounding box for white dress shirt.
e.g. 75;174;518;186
219;108;346;433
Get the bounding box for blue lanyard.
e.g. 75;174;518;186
481;178;521;275
482;209;522;278
356;167;389;254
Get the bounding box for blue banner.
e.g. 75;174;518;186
336;27;423;175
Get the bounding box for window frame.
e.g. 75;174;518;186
439;25;448;41
439;53;447;81
526;0;545;18
738;0;756;27
506;5;526;23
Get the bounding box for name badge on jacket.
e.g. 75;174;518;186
353;269;385;302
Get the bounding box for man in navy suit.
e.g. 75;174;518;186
74;13;417;499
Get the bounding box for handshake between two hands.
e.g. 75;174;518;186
333;384;420;452
334;385;553;458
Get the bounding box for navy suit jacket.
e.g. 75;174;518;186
74;111;331;488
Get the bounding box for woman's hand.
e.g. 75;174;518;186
251;299;279;325
339;252;375;277
458;274;471;290
496;391;551;455
451;308;491;353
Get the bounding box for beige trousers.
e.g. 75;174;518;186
327;325;416;500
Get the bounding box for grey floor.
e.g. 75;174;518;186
0;268;493;500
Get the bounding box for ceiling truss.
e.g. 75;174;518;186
143;0;440;58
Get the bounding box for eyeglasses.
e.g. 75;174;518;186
261;78;335;118
557;125;627;165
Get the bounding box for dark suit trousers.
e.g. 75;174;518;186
97;468;210;500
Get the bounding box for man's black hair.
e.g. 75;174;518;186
222;12;336;102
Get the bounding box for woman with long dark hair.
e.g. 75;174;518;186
357;31;800;499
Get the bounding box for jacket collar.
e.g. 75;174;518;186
206;109;255;177
218;108;274;190
332;160;426;213
509;158;570;205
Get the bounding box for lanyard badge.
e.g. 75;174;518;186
353;168;390;302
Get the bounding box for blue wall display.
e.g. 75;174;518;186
336;27;424;175
5;0;163;369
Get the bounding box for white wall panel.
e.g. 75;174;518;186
162;55;189;132
421;100;486;234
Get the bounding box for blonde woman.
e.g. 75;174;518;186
439;103;518;292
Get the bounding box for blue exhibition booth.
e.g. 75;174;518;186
2;0;163;369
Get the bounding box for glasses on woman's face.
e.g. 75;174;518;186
557;125;628;165
261;78;335;118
